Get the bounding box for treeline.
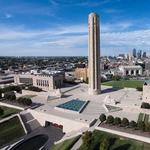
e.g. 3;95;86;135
0;85;22;98
27;86;42;92
3;91;32;106
99;113;150;132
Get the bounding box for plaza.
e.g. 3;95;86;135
24;83;144;133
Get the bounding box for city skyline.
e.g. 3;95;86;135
0;0;150;56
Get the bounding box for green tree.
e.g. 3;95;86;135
4;91;16;101
129;120;137;128
114;117;121;125
112;75;121;81
121;118;129;127
141;102;150;109
99;138;109;150
99;114;106;123
137;121;145;131
106;115;114;124
145;123;150;132
0;107;4;116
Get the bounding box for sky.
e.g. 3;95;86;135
0;0;150;56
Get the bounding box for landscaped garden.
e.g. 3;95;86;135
0;106;20;119
50;135;80;150
78;130;150;150
0;116;25;148
102;80;144;89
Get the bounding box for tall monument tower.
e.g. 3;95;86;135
88;12;101;95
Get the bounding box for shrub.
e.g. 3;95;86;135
17;97;32;106
2;86;22;93
112;75;121;81
28;86;42;92
0;107;4;116
99;114;106;123
4;91;16;101
141;102;150;109
106;115;114;124
145;123;150;132
136;87;143;91
129;120;137;128
121;118;129;127
114;117;121;125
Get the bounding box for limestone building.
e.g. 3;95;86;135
74;68;88;82
88;13;101;95
14;72;64;91
119;65;142;76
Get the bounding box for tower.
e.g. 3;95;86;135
88;13;101;95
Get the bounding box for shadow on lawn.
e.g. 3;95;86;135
101;87;123;94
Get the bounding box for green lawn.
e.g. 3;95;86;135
0;106;20;119
50;135;80;150
102;80;144;89
0;116;25;147
78;130;150;150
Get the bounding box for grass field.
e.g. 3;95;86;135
0;116;25;147
50;136;80;150
102;80;144;89
78;130;150;150
0;106;20;119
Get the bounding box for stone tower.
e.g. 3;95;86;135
88;12;101;95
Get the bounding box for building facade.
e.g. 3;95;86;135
74;68;88;82
88;13;101;95
14;73;64;91
119;65;142;76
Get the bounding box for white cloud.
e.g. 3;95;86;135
0;23;150;56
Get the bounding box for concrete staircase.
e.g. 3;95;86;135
20;112;41;133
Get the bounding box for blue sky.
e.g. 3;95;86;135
0;0;150;56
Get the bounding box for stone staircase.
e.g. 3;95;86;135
20;112;41;133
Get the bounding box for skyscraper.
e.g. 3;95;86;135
132;48;136;58
88;13;101;95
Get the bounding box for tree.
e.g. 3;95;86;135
28;86;42;92
99;114;106;123
17;97;32;106
129;120;137;128
137;121;145;131
4;91;16;101
112;75;121;81
136;87;143;91
141;102;150;109
82;131;92;150
114;117;121;125
145;123;150;132
0;107;4;116
121;118;129;127
106;115;114;124
99;138;109;150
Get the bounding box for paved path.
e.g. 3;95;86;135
71;137;82;150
